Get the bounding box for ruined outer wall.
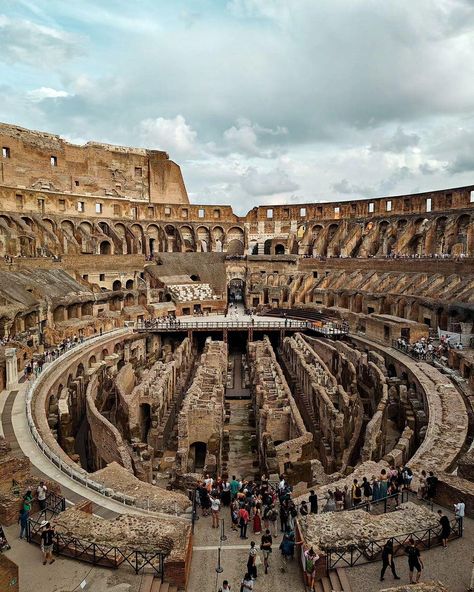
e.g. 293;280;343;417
0;122;188;204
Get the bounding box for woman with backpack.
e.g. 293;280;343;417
303;546;319;590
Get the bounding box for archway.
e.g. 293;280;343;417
99;240;112;255
275;243;285;255
228;278;245;304
189;441;207;471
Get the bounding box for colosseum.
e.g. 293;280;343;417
0;121;473;592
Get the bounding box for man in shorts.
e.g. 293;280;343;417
40;521;55;565
405;538;423;583
261;529;272;574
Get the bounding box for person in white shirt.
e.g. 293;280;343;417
454;500;465;533
37;482;47;512
210;494;221;529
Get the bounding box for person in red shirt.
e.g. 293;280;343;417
238;505;250;539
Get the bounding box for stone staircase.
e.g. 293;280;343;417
139;575;178;592
314;567;353;592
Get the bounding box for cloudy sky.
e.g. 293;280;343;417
1;0;474;214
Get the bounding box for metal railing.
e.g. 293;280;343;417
27;511;167;579
136;319;308;331
24;328;189;517
347;490;408;513
325;516;462;571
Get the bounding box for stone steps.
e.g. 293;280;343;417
313;568;352;592
139;575;178;592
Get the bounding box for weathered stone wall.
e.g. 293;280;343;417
176;338;227;474
248;336;312;476
0;554;18;592
281;333;361;472
0;122;189;204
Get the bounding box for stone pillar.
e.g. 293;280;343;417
124;342;131;363
5;348;18;389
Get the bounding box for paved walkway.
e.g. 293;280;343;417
346;512;474;591
188;506;306;592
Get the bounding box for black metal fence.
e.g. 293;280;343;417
325;516;462;571
26;493;167;579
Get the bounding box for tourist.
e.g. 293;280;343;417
299;500;309;517
438;510;451;548
238;505;250;539
253;502;262;534
210;492;221;528
247;541;258;579
241;573;254;592
230;475;240;500
23;490;33;514
266;504;278;537
308;489;318;514
379;469;389;499
454;499;465;534
218;580;231;592
279;530;295;572
351;479;362;506
371;475;380;502
261;529;273;574
40;521;55;565
18;508;28;539
405;538;423;584
362;477;372;505
426;471;438;501
198;482;211;517
380;540;400;581
417;470;427;500
343;485;352;509
37;481;48;513
303;546;319;590
231;498;240;532
221;477;231;507
204;473;214;492
279;501;289;532
323;490;336;512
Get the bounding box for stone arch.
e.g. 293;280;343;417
125;279;134;289
212;226;224;252
196;226;211;252
112;280;122;291
227;239;244;255
99;240;112;255
146;223;161;255
124;293;135;306
275;243;285;255
88;355;97;368
179;225;194;251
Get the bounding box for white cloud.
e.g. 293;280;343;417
137;116;197;157
27;86;70;102
240;166;299;196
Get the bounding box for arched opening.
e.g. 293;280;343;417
164;293;172;302
88;355;97;368
125;279;134;289
263;239;272;255
99;240;112;255
226;239;244;256
228;278;245;304
275;243;285;255
139;403;151;443
189;441;207;471
112;280;122;291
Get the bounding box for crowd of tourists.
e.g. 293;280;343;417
196;467;468;591
395;334;464;361
22;335;85;381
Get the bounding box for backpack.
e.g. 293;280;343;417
305;555;315;572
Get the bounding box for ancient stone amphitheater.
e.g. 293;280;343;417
0;122;473;592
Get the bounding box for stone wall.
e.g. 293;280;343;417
248;335;312;477
0;122;189;204
281;333;361;472
176;338;227;475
